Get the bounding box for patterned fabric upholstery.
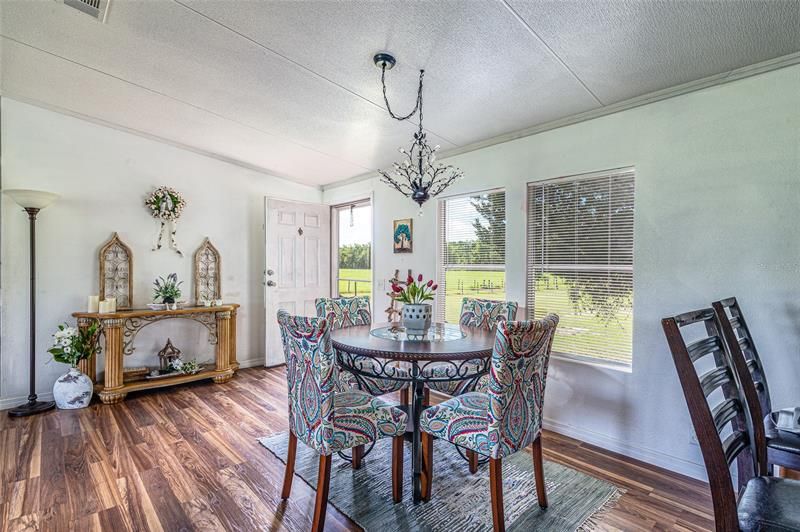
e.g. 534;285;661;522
458;298;519;330
277;311;407;456
425;298;518;395
315;296;409;395
331;392;407;451
315;296;371;329
420;316;559;459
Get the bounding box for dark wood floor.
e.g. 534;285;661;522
0;367;714;531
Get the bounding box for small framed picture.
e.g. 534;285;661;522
393;218;413;253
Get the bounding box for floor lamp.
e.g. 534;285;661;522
4;189;60;417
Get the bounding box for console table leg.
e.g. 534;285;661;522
77;317;96;382
99;318;125;404
214;310;234;384
229;308;239;370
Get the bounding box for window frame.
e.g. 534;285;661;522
435;187;507;323
525;167;635;372
330;197;373;299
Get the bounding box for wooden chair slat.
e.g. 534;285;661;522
721;431;749;466
699;366;732;397
686;336;724;362
712;397;743;434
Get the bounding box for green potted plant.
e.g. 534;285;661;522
153;273;183;305
391;274;437;334
48;321;99;409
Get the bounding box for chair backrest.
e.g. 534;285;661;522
485;315;559;459
713;297;772;416
662;308;766;531
459;298;519;330
277;310;337;455
315;296;371;330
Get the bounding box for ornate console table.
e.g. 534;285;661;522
72;304;239;404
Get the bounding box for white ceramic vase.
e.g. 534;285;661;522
53;367;93;409
402;303;432;335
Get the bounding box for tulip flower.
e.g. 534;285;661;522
432;284;438;290
418;274;423;282
407;275;414;284
427;280;433;287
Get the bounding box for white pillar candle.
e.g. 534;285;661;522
98;300;111;313
88;295;100;313
107;297;117;312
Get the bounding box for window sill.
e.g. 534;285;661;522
550;351;633;374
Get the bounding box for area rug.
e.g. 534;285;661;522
258;432;621;531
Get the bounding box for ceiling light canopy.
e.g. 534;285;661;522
374;53;463;213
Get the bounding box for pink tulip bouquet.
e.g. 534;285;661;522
391;274;438;304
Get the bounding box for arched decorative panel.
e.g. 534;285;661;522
99;232;133;309
194;237;221;304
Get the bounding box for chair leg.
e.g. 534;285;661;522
489;458;505;532
423;387;431;407
352;444;364;470
311;454;332;532
400;387;409;406
531;436;548;508
421;431;434;501
467;450;479;474
281;431;297;499
392;436;404;503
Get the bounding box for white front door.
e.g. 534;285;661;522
265;198;331;366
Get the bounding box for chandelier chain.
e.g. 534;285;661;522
381;65;425;127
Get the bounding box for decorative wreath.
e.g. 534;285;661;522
145;186;186;221
146;186;186;256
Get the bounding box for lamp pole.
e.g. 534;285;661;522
4;189;59;417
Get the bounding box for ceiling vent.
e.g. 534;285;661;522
63;0;110;22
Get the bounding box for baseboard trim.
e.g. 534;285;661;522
542;416;707;481
237;357;266;369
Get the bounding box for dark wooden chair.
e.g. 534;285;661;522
713;297;800;474
662;307;800;531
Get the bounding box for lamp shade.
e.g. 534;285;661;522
3;189;60;210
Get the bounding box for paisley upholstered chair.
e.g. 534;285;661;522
315;296;410;397
424;298;519;397
277;311;407;531
419;316;559;532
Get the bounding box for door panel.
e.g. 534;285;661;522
265;198;331;367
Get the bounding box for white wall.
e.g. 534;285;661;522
0;98;322;407
325;64;800;479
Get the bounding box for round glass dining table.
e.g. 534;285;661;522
331;322;495;503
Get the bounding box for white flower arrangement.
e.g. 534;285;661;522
167;358;200;374
48;322;99;367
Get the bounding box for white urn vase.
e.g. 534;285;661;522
53;367;93;409
402;303;432;335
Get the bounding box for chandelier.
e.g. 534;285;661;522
374;53;463;211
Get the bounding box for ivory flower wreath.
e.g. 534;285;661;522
145;186;186;256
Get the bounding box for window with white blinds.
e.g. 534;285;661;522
527;168;635;367
437;190;506;323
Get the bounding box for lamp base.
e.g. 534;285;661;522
8;399;56;417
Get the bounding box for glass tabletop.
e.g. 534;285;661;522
370;322;466;342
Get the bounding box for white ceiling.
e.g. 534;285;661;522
2;0;799;187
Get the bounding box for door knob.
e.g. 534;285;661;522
267;280;276;287
267;269;274;276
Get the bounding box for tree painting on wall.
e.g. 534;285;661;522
393;219;413;253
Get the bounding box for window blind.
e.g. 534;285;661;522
436;190;506;323
527;168;635;367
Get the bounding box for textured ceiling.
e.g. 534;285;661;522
2;0;799;187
